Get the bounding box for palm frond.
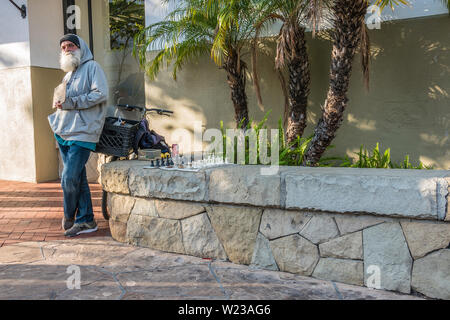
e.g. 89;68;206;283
372;0;409;11
133;0;217;80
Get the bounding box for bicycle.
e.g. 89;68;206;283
96;104;174;220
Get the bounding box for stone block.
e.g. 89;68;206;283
181;213;227;260
126;214;151;240
128;167;207;201
206;205;262;265
127;215;185;254
101;161;135;194
299;215;340;244
312;258;364;286
208;165;281;207
334;215;384;235
259;209;311;240
363;222;413;294
107;193;134;223
250;233;279;271
411;249;450;300
131;198;158;217
109;219;128;243
156;200;205;220
270;234;319;276
319;232;363;260
401;221;450;259
284;169;449;220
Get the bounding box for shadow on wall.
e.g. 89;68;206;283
324;15;450;169
143;44;279;149
113;72;146;107
0;43;28;69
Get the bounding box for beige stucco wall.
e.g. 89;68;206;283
0;67;36;182
30;66;100;183
30;67;64;182
145;15;450;169
0;66;66;183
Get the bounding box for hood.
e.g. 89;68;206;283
74;35;93;65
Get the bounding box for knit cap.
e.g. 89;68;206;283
59;34;80;48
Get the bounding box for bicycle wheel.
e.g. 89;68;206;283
101;155;118;221
102;189;109;220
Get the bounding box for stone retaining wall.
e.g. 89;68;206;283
102;161;450;299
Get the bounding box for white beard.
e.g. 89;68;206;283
59;49;81;73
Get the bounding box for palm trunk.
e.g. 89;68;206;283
284;24;310;146
223;51;249;129
303;0;368;165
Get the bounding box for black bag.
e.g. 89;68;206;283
133;118;170;154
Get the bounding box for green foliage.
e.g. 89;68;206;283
219;111;272;165
278;135;312;166
218;110;334;166
109;0;145;50
372;0;409;11
217;114;433;170
133;0;216;81
133;0;265;81
339;143;433;169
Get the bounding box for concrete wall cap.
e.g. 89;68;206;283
101;162;449;221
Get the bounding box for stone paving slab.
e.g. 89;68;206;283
0;237;424;300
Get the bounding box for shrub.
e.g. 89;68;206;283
216;112;433;169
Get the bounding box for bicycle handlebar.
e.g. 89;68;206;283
117;104;143;112
117;104;173;115
148;108;174;115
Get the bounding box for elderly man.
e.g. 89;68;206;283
48;34;108;237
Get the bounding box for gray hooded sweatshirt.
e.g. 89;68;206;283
48;35;108;143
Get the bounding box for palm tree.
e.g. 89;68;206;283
133;0;263;129
253;0;331;147
303;0;408;165
211;0;330;146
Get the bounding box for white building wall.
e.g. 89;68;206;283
28;0;64;69
0;0;30;70
0;0;67;70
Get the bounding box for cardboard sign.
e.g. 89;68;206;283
53;81;66;108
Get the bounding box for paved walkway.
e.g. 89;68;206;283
0;180;424;300
0;180;110;247
0;237;423;300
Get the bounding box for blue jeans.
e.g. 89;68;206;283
58;143;94;224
